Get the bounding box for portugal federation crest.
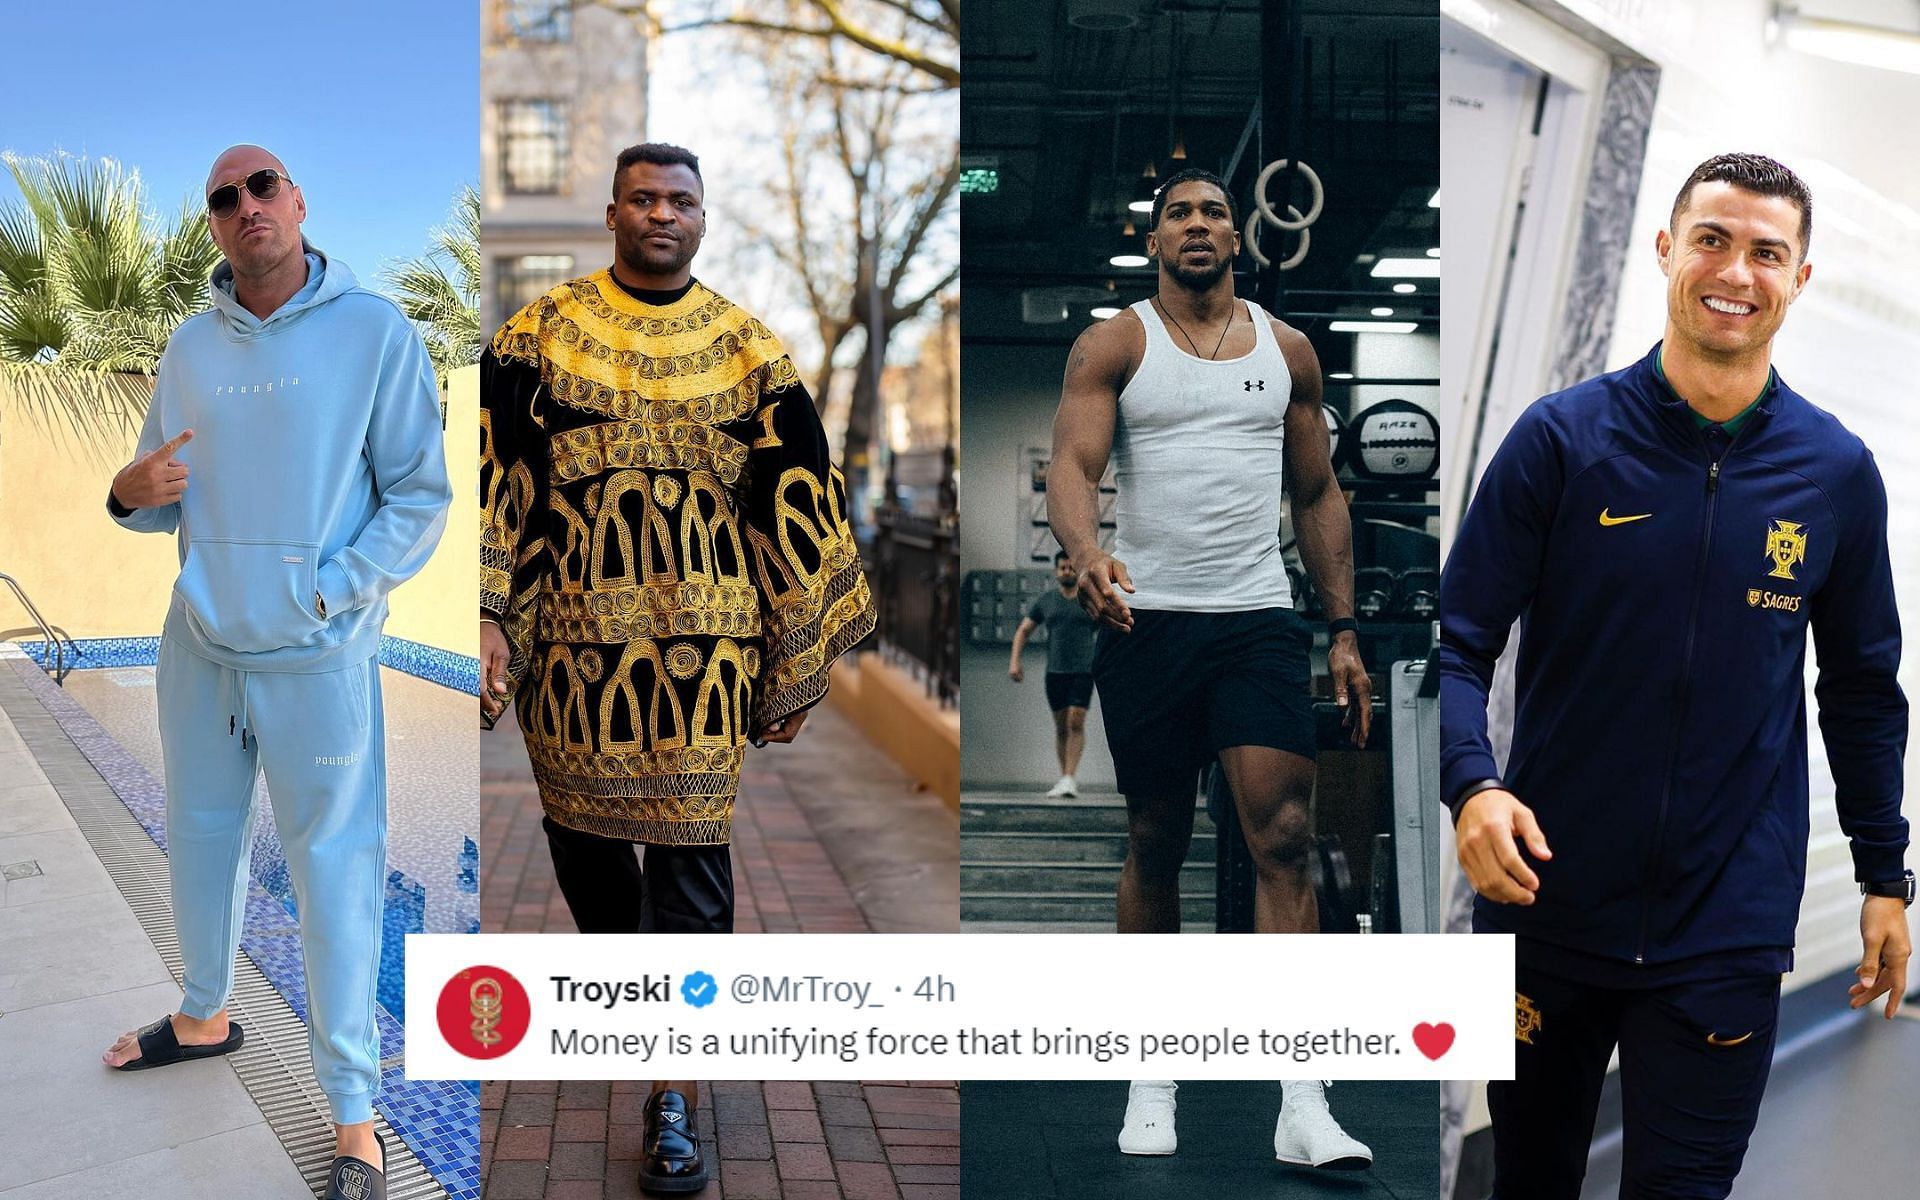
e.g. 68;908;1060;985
1765;519;1807;581
1515;992;1542;1045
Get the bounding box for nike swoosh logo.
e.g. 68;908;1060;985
1599;509;1653;526
1706;1031;1754;1046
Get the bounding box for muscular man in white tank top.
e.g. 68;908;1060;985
1048;169;1370;936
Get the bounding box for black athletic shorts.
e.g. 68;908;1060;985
1092;607;1316;798
1044;671;1094;712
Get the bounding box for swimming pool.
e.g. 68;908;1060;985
15;634;482;1200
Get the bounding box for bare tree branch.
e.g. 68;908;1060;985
652;0;955;490
809;0;957;85
886;262;958;326
815;75;947;94
884;153;958;299
658;16;833;40
607;0;958;87
865;0;954;38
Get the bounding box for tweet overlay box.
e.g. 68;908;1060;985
407;933;1514;1081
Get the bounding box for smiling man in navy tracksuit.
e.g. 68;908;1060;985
1441;153;1913;1198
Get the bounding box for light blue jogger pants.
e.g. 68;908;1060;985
157;636;386;1126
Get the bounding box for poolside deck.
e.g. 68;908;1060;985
0;646;474;1199
0;648;318;1198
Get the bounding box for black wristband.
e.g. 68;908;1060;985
1449;778;1507;825
1327;617;1359;638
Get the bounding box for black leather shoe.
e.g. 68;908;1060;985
638;1089;708;1194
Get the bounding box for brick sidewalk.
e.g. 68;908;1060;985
479;692;959;1198
480;1080;960;1199
482;699;945;935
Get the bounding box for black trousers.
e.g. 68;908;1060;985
1491;951;1781;1200
543;816;734;933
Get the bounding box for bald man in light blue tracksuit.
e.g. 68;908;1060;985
104;239;449;1135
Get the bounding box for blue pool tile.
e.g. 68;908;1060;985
381;870;427;1020
17;633;479;697
17;635;160;671
376;636;480;696
458;837;478;893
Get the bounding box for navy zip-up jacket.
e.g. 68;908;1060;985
1440;344;1908;966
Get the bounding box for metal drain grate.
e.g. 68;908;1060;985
3;664;451;1199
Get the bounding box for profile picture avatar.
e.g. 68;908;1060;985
436;966;531;1059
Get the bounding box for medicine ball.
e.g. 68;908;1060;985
1342;398;1439;481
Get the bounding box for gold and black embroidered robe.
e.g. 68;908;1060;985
480;271;875;844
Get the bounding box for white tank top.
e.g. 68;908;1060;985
1111;297;1294;612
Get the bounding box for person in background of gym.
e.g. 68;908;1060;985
1008;548;1100;797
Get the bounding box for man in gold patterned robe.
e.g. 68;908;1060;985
481;143;875;1192
481;141;873;924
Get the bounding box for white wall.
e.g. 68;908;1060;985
1353;329;1441;420
1436;24;1540;456
959;340;1119;790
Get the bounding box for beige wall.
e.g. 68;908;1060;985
827;653;960;811
0;364;478;660
389;365;478;657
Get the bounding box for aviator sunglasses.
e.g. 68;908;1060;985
206;168;293;220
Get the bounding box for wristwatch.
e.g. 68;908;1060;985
1861;869;1916;907
315;591;328;619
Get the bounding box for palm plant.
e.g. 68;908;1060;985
0;153;217;371
0;153;218;445
382;185;481;379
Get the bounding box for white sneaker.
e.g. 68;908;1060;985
1045;775;1078;798
1117;1080;1177;1155
1274;1081;1372;1170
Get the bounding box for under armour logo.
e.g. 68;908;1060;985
1244;379;1265;391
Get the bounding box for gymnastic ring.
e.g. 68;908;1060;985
1255;158;1324;231
1246;208;1310;270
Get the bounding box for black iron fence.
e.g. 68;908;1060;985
866;447;959;708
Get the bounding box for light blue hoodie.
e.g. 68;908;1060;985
114;247;451;672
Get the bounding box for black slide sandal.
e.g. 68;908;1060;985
325;1129;387;1200
113;1015;245;1071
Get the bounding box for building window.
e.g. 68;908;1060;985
496;255;576;327
498;0;572;42
498;100;569;195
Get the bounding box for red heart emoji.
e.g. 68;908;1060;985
1412;1022;1455;1061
